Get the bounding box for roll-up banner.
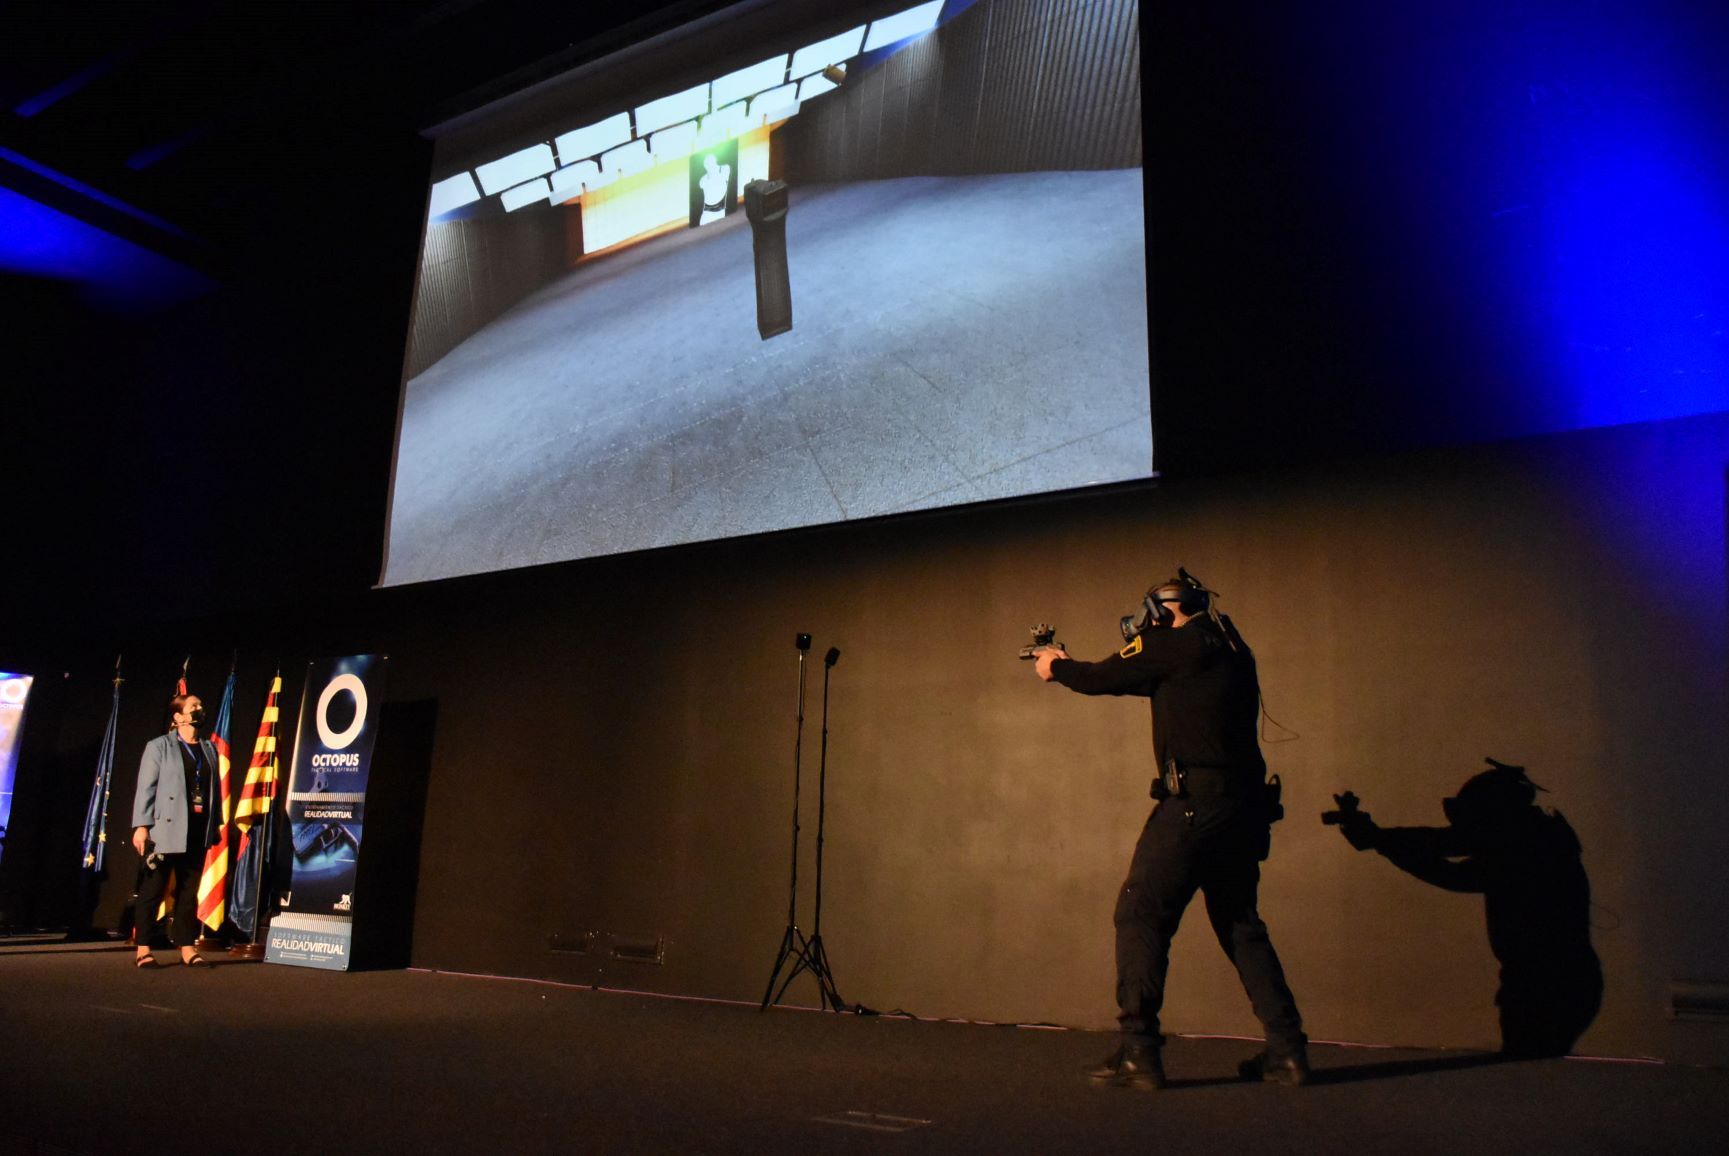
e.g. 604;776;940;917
0;672;35;869
266;654;387;971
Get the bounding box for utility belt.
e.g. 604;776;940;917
1154;760;1285;823
1154;760;1234;799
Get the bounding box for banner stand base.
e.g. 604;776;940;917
265;912;354;970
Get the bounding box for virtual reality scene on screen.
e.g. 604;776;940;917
384;0;1147;586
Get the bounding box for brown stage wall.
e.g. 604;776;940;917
14;410;1725;1062
379;411;1727;1058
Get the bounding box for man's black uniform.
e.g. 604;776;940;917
1050;614;1305;1061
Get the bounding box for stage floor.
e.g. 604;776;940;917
3;944;1726;1154
384;170;1152;586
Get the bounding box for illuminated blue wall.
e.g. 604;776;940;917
1344;0;1729;434
1521;3;1729;429
0;184;209;312
1153;0;1729;474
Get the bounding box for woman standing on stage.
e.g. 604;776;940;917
129;692;217;967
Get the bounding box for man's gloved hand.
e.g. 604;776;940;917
1336;809;1380;851
1322;791;1380;851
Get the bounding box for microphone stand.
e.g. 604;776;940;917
800;647;847;1011
760;638;847;1012
761;637;812;1009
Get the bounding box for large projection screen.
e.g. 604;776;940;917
382;0;1148;587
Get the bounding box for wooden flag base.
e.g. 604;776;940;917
194;933;225;953
228;942;266;961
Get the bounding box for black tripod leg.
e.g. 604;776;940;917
762;643;811;1012
771;927;816;1007
760;924;798;1011
806;933;846;1012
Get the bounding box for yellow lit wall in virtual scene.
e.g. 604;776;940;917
572;125;774;255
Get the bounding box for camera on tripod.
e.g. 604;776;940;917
1017;624;1064;660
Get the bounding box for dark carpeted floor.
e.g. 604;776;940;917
2;943;1725;1154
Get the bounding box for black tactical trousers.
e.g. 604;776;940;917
1115;795;1305;1055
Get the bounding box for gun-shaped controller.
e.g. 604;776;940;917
1018;624;1065;661
1321;790;1381;850
1321;790;1360;825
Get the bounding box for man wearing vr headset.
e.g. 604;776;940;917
1034;572;1308;1090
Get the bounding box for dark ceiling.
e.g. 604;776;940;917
1;0;734;635
0;0;720;270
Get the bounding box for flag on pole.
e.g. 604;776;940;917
195;663;238;930
231;672;282;938
80;658;123;872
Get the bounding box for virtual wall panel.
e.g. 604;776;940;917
1030;0;1142;169
783;0;1141;183
406;205;576;380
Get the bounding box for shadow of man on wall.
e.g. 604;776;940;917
1324;758;1603;1057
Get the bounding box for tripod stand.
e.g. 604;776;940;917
760;638;847;1012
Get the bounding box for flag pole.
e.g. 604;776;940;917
69;657;124;941
255;664;286;952
194;654;239;952
229;667;283;961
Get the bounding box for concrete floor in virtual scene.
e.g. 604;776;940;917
385;169;1151;585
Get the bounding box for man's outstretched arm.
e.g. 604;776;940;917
1036;646;1160;695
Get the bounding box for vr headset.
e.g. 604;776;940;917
1120;567;1215;642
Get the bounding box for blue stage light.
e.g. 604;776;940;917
0;184;210;311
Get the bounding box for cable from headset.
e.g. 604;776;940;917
1259;693;1300;744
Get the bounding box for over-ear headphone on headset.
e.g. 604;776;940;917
1120;567;1214;641
1443;757;1544;825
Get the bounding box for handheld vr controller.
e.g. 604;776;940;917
1017;624;1063;660
1321;791;1361;826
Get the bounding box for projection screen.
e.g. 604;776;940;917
382;0;1148;586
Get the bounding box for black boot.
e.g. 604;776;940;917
1238;1046;1310;1087
1085;1044;1166;1090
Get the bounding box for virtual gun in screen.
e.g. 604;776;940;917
744;179;791;339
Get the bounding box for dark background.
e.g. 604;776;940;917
3;0;1727;1060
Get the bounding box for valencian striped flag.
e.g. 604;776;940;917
80;659;124;872
230;672;282;938
195;664;238;930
